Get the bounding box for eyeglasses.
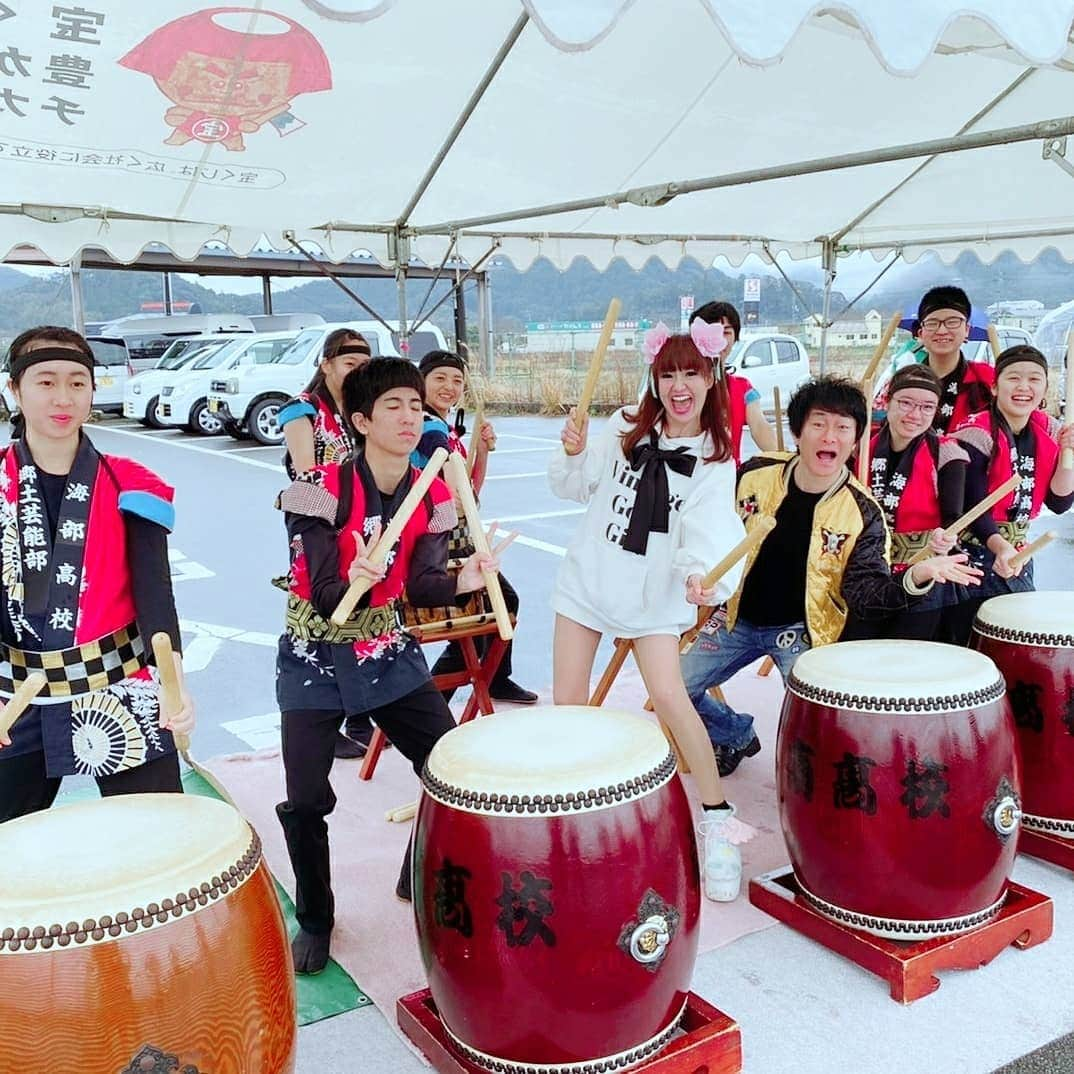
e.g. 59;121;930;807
920;316;966;332
892;398;938;416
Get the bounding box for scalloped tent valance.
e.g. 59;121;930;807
3;1;1074;272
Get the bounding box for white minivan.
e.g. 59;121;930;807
100;313;257;372
728;333;812;413
156;332;298;435
207;320;449;445
123;337;231;426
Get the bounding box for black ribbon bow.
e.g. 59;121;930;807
622;430;697;555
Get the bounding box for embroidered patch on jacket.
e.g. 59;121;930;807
738;493;759;516
820;528;849;555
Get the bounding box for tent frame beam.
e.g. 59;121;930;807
404;115;1074;236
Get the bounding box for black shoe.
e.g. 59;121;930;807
292;928;332;974
489;679;539;705
333;731;366;760
715;734;761;777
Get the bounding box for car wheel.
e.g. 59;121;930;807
249;397;284;446
144;396;164;428
189;399;223;436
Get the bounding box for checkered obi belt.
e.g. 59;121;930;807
283;591;403;644
966;520;1030;551
0;623;146;701
889;530;931;567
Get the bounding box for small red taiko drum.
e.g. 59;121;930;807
972;592;1074;840
777;640;1022;939
414;706;700;1074
0;793;296;1073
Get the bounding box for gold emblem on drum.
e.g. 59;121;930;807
984;776;1022;843
618;890;680;972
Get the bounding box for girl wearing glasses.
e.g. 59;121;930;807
946;345;1074;643
846;364;968;641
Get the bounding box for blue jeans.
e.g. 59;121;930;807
680;611;811;750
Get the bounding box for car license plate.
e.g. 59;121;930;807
208;399;219;413
99;376;114;386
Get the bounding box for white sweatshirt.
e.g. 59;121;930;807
548;408;746;638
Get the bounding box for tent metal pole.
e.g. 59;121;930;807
829;253;902;322
453;266;467;354
818;241;836;374
409;243;499;335
262;276;273;315
410;235;457;327
761;241;823;328
69;254;85;336
396;11;529;228
848;223;1074;251
409;115;1074;235
476;272;493;377
831;70;1036;244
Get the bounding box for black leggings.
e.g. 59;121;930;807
276;680;455;934
0;750;183;824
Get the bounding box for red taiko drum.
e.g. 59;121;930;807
777;640;1021;939
0;793;296;1073
414;706;700;1074
973;592;1074;840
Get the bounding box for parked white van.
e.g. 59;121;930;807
123;337;230;426
100;313;257;372
2;335;132;416
207;320;449;445
728;333;812;413
156;332;298;435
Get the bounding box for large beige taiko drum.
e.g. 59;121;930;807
0;793;296;1073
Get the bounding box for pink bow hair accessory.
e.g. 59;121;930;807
690;318;726;359
642;322;672;364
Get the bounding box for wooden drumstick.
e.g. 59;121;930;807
1009;530;1057;571
906;473;1021;565
772;386;785;452
857;379;874;486
988;324;1003;365
861;312;901;386
1062;329;1074;471
385;801;418;823
564;297;621;456
331;447;450;626
445;452;513;641
152;632;237;807
467;398;486;478
0;671;46;738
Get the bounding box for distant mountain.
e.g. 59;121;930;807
0;266;29;293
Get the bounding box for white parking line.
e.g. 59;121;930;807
496;508;584;522
223;445;282;452
490;446;553;455
90;425;285;472
221;710;281;751
495;528;566;556
497;432;559;444
483;471;546;481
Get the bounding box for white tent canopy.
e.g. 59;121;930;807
3;0;1074;277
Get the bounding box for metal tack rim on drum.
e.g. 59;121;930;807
422;707;677;817
972;592;1074;649
0;794;261;953
786;639;1006;714
442;999;688;1074
794;875;1008;940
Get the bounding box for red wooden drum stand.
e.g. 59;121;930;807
0;793;296;1072
408;705;738;1074
753;640;1052;1001
972;593;1074;873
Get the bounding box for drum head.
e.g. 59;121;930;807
974;592;1074;647
788;639;1004;714
424;706;675;816
0;794;256;947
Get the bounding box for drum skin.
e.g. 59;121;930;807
0;795;296;1074
414;707;700;1072
972;593;1074;837
776;641;1021;938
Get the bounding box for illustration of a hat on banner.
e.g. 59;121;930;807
119;7;332;152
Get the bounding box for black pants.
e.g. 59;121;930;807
430;572;519;685
841;607;944;642
277;680;455;934
0;750;183;824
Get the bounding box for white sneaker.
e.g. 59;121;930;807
700;805;742;903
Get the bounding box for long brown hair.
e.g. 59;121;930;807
621;336;731;463
303;329;370;398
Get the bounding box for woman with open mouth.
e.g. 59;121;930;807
548;318;753;902
947;345;1074;643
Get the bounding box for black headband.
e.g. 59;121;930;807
334;342;371;358
995;346;1048;377
888;367;942;400
418;352;467;376
10;345;95;379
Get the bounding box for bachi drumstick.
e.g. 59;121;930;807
861;312;901;386
0;672;46;738
564;298;621;456
906;473;1021;565
1009;530;1057;571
